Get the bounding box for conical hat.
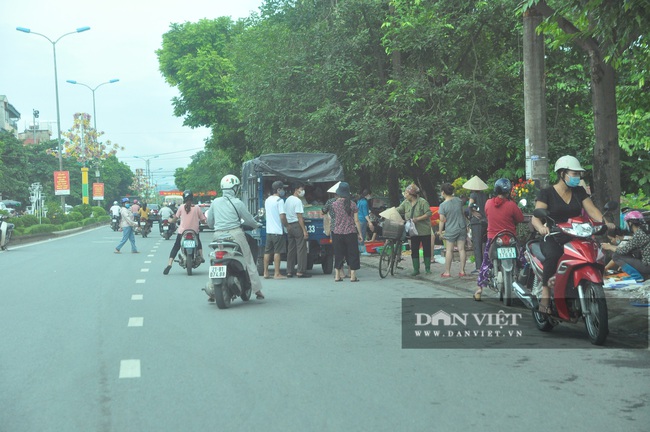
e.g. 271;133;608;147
327;181;341;194
462;175;488;190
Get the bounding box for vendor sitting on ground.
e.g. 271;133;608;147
602;211;650;281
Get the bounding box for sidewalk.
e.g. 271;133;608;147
360;248;649;346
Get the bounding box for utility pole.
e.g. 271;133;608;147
523;7;549;189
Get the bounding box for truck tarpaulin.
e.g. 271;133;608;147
242;153;344;184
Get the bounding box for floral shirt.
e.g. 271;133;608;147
617;228;650;266
330;199;358;235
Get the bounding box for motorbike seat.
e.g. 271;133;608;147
529;241;546;261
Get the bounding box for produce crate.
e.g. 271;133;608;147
382;219;404;240
365;241;384;253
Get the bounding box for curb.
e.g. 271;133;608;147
11;223;107;246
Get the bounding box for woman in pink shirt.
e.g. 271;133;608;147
163;190;207;275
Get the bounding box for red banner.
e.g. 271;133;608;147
159;190;217;197
54;171;70;196
93;183;105;201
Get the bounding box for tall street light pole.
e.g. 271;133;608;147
16;25;91;209
65;79;120;131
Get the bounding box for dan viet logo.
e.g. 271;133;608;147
413;309;524;338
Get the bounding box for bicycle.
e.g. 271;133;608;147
379;219;405;278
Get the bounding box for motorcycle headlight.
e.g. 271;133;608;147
563;222;594;237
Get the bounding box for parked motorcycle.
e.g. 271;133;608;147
204;223;260;309
160;218;176;240
111;214;120;231
175;229;202;275
0;214;15;250
513;202;617;345
486;229;519;306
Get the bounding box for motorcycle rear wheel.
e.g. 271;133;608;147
503;269;514;306
186;255;194;275
583;282;608;345
532;276;556;332
214;283;231;309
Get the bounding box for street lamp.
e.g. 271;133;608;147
16;26;91;170
66;79;120;131
16;25;91;207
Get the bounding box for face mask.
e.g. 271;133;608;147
564;174;581;188
278;189;285;197
298;190;305;197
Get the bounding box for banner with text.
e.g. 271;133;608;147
93;183;105;201
54;171;70;196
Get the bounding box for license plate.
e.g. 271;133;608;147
497;247;517;259
163;225;169;230
183;239;196;248
209;265;226;279
140;221;145;226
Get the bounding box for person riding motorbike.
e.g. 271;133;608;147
530;155;616;314
138;202;151;234
158;202;175;234
207;174;265;299
602;210;650;281
163;190;207;275
474;178;524;301
109;201;121;217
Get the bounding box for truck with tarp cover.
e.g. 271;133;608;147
241;153;345;275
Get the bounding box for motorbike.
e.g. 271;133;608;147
513;202;617;345
139;219;151;238
175;229;202;275
1;214;15;251
160;218;176;240
204;222;261;309
486;229;520;306
111;214;120;231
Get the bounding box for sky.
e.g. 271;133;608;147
0;0;263;189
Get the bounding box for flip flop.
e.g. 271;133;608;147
264;275;272;279
440;273;451;278
473;291;482;301
350;278;360;282
334;278;343;282
458;272;467;277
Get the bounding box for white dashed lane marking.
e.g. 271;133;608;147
119;359;141;378
128;317;144;327
144;260;152;264
140;268;149;272
136;279;146;284
147;255;154;257
131;294;143;300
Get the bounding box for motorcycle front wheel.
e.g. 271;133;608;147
583;282;608;345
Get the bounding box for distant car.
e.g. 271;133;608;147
148;204;160;222
199;204;211;231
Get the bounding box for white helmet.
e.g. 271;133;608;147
220;174;240;190
113;201;118;205
554;155;585;173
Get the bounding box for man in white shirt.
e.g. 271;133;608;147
109;201;121;217
263;181;288;279
284;183;311;278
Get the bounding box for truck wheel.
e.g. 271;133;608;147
322;252;334;274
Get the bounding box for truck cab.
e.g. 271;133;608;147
241;153;344;275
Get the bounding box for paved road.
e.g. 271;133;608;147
1;227;648;431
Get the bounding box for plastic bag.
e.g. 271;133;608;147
405;219;419;237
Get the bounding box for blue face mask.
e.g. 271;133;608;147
564;174;581;188
278;189;285;197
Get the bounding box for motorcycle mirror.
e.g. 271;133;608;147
604;201;618;212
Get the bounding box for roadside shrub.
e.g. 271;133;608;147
63;221;81;230
97;215;111;224
20;215;40;227
67;211;84;222
75;204;93;218
92;206;107;217
82;218;97;226
25;224;57;235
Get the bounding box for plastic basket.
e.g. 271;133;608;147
382;220;404;240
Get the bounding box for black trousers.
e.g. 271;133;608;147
333;233;360;270
410;235;432;259
539;234;568;285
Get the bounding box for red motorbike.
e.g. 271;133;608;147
513;202;617;345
